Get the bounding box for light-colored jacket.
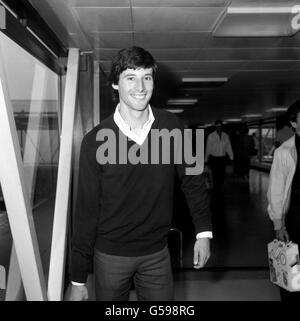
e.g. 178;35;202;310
267;135;297;230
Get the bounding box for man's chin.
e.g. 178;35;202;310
132;103;150;112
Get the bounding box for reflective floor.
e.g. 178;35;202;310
172;270;279;301
129;270;280;301
171;167;274;269
149;168;279;301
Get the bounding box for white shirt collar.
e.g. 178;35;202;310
113;104;155;145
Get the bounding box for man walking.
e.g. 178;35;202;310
69;46;212;301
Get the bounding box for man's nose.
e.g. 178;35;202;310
135;78;145;91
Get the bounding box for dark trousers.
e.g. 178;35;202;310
209;155;227;193
239;157;251;176
280;211;300;301
94;246;174;301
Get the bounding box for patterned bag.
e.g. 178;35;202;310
268;240;300;291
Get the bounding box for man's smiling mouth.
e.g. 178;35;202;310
132;94;147;100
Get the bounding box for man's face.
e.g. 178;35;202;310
215;124;222;134
112;67;154;112
291;112;300;135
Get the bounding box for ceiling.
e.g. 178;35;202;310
28;0;300;125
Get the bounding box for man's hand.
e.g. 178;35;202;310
69;284;88;301
193;238;210;269
275;226;289;243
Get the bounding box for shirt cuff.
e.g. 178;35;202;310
196;231;213;239
71;281;85;286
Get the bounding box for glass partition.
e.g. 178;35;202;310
248;118;279;170
261;125;276;163
0;31;61;281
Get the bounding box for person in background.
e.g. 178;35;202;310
205;120;234;195
236;125;256;180
267;100;300;301
232;127;241;176
69;46;212;301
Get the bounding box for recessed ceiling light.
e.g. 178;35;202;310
164;109;184;113
224;118;242;122
266;108;288;112
167;99;198;105
197;124;212;128
242;114;263;118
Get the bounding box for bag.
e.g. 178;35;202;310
268;239;300;291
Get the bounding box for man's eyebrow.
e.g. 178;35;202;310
124;73;153;76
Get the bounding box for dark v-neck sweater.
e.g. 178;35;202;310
71;107;212;283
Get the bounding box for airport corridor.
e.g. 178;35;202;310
167;167;280;301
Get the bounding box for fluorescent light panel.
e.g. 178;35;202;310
242;114;263;118
213;2;298;37
228;7;295;14
266;107;288;112
164;109;184;113
182;77;228;82
224;118;242;122
167;98;198;105
197;124;212;128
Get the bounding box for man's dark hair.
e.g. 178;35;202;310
286;100;300;123
214;120;223;127
109;46;157;86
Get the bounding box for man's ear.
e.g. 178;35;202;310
112;83;118;90
291;121;297;129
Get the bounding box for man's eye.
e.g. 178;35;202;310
127;77;135;81
145;76;153;81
